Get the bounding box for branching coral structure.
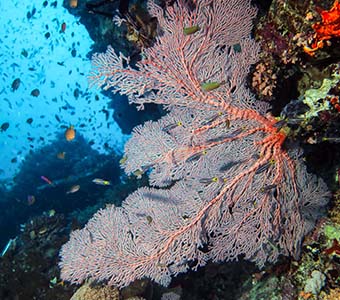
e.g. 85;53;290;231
59;0;329;289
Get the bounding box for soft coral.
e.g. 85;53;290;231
304;0;340;55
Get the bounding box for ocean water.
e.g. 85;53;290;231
0;0;128;184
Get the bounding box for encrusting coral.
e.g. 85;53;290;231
70;282;120;300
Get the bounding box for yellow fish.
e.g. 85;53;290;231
92;178;111;186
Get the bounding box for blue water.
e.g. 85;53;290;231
0;1;133;250
0;0;128;184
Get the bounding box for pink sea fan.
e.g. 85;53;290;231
60;0;329;289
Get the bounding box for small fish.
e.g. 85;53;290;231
183;25;200;35
102;109;110;121
260;184;277;193
206;135;228;143
55;114;61;122
201;112;223;125
162;123;178;132
1;238;16;257
61;22;66;33
30;88;40;97
21;49;28;57
133;169;144;179
206;128;243;143
146;215;153;224
38;227;48;235
219;160;239;172
185;150;207;163
162;121;183;133
255;161;272;174
92;178;111;186
50;277;58;286
273;119;287;129
336;168;340;186
26;118;33;125
226;128;243;138
199;178;215;185
65;125;76;141
11;157;17;163
199;176;223;185
103;142;111;150
69;0;78;8
73;88;79;98
66;185;80;194
71;49;77;57
48;209;56;217
1;122;9;132
322;137;340;143
27;195;36;206
119;156;127;165
41;175;53;185
201;81;222;92
57;152;66;159
11;78;21;91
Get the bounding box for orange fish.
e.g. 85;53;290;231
69;0;78;8
65;125;75;141
57;151;66;159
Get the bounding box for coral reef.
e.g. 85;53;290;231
70;282;120;300
1;1;339;299
236;185;340;300
0;213;75;300
60;0;331;292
